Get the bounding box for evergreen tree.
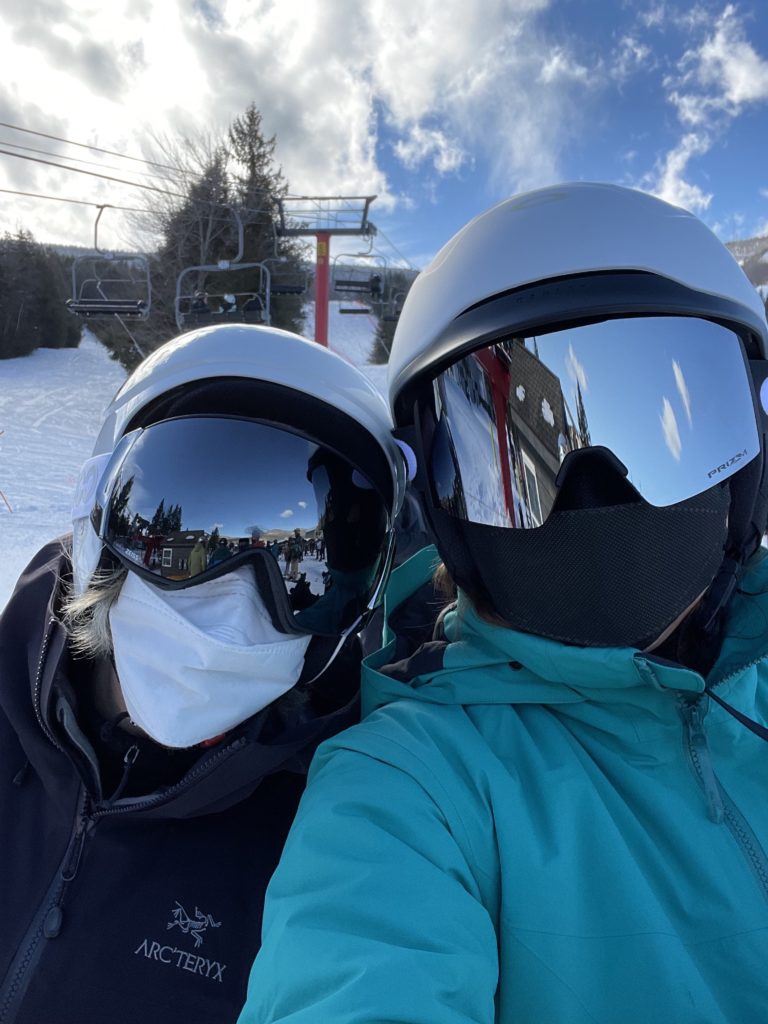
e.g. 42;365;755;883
150;499;167;534
575;381;592;447
0;231;80;359
227;103;306;335
103;104;307;370
369;269;415;364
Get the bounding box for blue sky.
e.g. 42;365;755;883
1;1;767;270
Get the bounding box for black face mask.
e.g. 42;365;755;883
431;481;730;649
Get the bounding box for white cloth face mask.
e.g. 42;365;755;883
109;566;310;748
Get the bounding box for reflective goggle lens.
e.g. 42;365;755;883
92;417;392;635
429;316;760;527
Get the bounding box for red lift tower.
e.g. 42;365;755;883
275;195;377;346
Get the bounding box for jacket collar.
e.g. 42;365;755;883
363;547;768;717
2;541;360;818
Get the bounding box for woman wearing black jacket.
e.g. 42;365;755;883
0;323;407;1024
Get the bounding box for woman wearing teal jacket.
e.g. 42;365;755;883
241;185;768;1023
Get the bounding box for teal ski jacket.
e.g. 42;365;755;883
241;546;768;1024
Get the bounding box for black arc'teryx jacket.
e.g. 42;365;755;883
0;541;360;1024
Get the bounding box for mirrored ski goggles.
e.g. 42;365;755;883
90;416;394;636
427;315;761;528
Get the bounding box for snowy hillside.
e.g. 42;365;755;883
0;305;384;610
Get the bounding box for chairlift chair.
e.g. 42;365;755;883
269;269;309;296
382;289;406;323
339;302;373;315
176;274;271;331
332;251;387;299
66;206;152;321
174;206;274;331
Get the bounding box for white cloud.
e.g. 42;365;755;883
642;5;768;217
538;48;590;85
668;5;768;127
660;396;682;461
566;342;588;392
297;501;307;509
645;131;713;213
672;359;692;427
639;4;667;30
610;35;654;83
1;0;605;244
279;509;294;518
394;126;467;176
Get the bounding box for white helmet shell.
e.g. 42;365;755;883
74;324;405;594
389;182;768;407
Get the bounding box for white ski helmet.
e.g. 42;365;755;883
389;182;768;647
390;182;767;413
72;324;408;609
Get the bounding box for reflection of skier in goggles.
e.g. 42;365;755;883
0;324;410;1024
244;185;768;1024
292;449;389;634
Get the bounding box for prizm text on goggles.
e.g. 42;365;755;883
90;416;394;637
423;315;762;529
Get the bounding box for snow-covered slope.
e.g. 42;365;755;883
0;305;384;610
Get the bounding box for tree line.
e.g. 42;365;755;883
0;105;306;367
0;231;81;359
0;102;417;367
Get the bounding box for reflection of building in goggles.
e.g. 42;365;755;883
90;415;393;636
430;316;760;529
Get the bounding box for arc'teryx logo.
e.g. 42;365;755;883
134;901;227;984
167;901;221;948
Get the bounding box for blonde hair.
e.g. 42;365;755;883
59;566;127;658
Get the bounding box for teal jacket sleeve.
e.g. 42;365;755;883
238;739;499;1024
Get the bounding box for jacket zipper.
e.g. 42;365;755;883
0;789;91;1023
32;617;64;753
91;737;247;820
0;720;245;1022
681;699;724;823
681;697;768;903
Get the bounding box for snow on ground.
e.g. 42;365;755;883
0;331;127;608
0;305;385;610
303;300;388;394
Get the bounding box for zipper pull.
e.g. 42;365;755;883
683;700;725;824
61;816;89;882
43;905;63;939
105;744;140;806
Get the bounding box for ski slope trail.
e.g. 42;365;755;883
0;332;128;606
0;306;384;610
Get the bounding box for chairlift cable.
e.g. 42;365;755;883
0;186;147;213
0;148;186;198
0;138;188;182
375;228;417;270
113;314;147;361
0;120;184;174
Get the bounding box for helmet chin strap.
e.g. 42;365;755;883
642;589;708;653
299;621;365;686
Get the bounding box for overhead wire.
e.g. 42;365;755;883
0;147;275;219
0;186;147;213
0;148;186;198
0;123;416;268
0;120;183;174
0;138;187;182
375;227;418;270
